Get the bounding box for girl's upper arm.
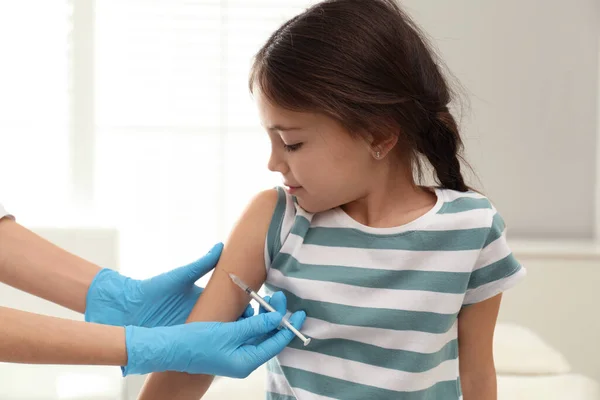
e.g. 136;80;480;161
187;188;279;322
458;294;502;399
137;189;279;400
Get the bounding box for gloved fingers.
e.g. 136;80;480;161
267;291;287;315
285;309;306;332
258;296;270;315
235;312;283;343
242;303;302;345
242;303;255;319
245;310;307;365
160;243;224;290
258;292;286;315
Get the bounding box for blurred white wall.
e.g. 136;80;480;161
403;0;599;239
498;244;600;382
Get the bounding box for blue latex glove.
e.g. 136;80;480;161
250;291;299;344
123;294;306;378
259;292;289;317
85;243;253;327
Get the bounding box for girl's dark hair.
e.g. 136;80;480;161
249;0;470;192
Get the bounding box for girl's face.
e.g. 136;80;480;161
256;90;379;213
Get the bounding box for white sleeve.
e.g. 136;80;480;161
0;203;13;221
462;210;526;306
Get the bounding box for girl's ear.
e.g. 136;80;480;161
369;133;399;160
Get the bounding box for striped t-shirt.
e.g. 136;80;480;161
263;186;526;400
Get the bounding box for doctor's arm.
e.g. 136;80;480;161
0;305;127;366
0;217;100;314
0;217;125;366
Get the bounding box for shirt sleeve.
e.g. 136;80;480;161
463;210;526;305
264;187;297;271
0;203;13;221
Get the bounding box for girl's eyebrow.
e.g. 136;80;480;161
267;124;303;132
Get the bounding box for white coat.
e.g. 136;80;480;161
0;203;12;220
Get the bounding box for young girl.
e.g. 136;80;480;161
139;0;525;399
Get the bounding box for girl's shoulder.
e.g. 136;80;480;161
433;187;512;255
434;187;499;228
436;187;494;213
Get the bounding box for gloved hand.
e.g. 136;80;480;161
123;294;306;378
85;243;253;327
248;291;298;345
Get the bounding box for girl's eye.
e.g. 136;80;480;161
284;143;303;152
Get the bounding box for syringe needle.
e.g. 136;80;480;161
228;273;311;346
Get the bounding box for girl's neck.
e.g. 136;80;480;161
340;163;437;229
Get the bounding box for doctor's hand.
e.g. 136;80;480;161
123;306;306;378
84;243;254;327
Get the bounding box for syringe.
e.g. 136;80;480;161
228;273;311;346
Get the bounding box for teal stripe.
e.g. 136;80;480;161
264;284;457;334
483;213;505;247
273;365;460;400
468;255;521;289
267;187;288;261
265;362;298;400
266;393;296;400
438;197;492;214
290;215;311;236
287;337;458;373
271;253;470;294
302;227;489;251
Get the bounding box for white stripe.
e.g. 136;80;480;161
268;370;339;400
278;347;459;393
265;236;272;271
280;234;478;273
463;267;526;305
279;233;303;257
474;230;511;271
302;317;458;353
310;212;338;228
426;208;493;231
268;268;462;314
280;192;297;245
267;371;295;397
442;189;486;202
296;206;312;220
312;207;492;231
